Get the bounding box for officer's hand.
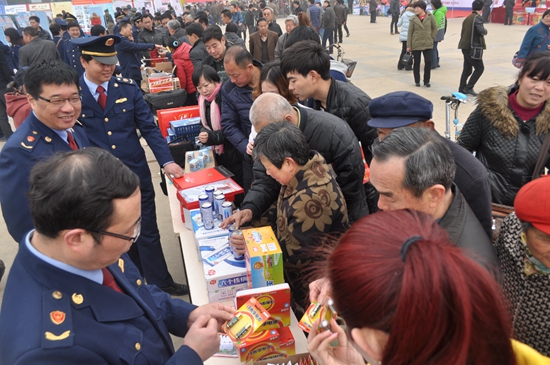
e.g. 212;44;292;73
188;302;235;328
309;277;331;304
182;315;220;361
246;140;254;156
165;162;184;178
154;44;164;50
220;208;253;229
199;131;209;144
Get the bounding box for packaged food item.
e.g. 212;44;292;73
243;227;284;289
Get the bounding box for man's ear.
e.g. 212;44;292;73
423;184;447;208
424;120;435;131
309;70;320;83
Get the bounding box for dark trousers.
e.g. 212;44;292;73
482;3;491;22
412;49;432;84
432;41;439;67
0;86;13;139
344;22;350;35
390;13;399;33
127;162;174;288
334;24;343;43
370;11;377;23
459;48;484;91
322;27;334;53
398;41;412;70
504;6;513;24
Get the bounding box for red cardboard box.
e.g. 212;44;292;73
157;105;200;138
238;327;295;362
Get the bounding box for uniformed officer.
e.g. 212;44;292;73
73;35;188;296
133;13;144;42
0;60;90;243
61;22;85;76
0;148;233;365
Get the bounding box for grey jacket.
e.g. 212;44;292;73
333;4;347;25
322;6;335;29
18;38;60;67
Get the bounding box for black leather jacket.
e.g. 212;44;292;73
439;184;500;280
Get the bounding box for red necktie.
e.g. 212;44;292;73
97;85;107;110
102;268;123;293
67;132;78;151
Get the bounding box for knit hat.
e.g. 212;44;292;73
515;175;550;235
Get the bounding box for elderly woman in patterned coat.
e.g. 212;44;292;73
494;175;550;356
253;121;349;312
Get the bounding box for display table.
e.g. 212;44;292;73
166;181;309;364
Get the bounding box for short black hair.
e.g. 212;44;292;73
192;64;221;88
472;0;483;10
142;14;154;21
253;122;310;168
28;148;140;239
281;40;330;80
22;26;38;38
49;23;61;36
29;15;40;23
221;9;232;19
160;12;172;21
90;24;106;36
203;25;224;43
226;22;238;33
186;22;204;37
194;11;209;26
413;0;427;10
25;60;80;100
224;45;252;68
119;21;132;30
67;21;80;30
257;17;268;25
517;51;550;86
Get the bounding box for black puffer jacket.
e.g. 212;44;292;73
458;86;550;206
241;105;369;223
313;78;376;163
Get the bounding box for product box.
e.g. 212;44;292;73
157;105;200;138
169;117;201;136
298;300;337;333
238;327;295;363
223;298;271;344
235;284;292;330
253;353;319;365
184;148;215;173
243;227;284;289
148;72;174;93
198;235;229;258
189;208;228;239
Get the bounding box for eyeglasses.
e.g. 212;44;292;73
37;95;81;107
89;217;141;244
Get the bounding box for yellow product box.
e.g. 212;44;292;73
222;297;271;344
243;226;284;289
235;283;291;330
238;327;295;363
298;300;337;333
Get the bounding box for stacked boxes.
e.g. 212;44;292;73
168;117;201;143
243;226;285;289
148;72;174;93
235;284;292;330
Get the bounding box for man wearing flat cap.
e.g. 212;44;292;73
366;91;492;239
494;175;550;356
75;36;189;296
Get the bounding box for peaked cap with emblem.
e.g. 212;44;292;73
71;35;121;65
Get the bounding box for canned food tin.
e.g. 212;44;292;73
200;203;214;230
227;223;244;260
215;195;226;220
221;201;233;219
205;186;215;210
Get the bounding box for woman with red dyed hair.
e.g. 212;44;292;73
308;210;548;365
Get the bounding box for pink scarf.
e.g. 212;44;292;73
199;82;224;154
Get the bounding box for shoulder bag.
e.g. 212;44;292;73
469;16;484;60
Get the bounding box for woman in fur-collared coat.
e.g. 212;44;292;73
458;52;550;206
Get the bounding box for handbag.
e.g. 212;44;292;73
143;89;187;114
469;15;483;60
401;52;412;67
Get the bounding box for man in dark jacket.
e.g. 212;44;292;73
167;19;190;45
307;0;322;31
370;127;499;278
367;91;493;239
321;0;335;53
29;16;52;41
202;25;230;83
333;0;346;44
138;14;166;57
186;23;210;68
222;93;368;229
117;22;160;83
19;27;60;68
263;7;283;36
281;40;375;163
458;0;487;96
221;46;262;193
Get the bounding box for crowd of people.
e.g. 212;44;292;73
0;0;550;364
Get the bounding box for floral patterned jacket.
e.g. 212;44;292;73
276;151;349;308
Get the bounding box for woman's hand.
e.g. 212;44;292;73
308;319;364;365
199;131;209;144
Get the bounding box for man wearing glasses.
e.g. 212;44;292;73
0;60;89;244
0;148;234;364
263;7;282;36
75;35;188;296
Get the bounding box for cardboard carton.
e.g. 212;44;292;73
235;284;291;330
243;227;284;289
